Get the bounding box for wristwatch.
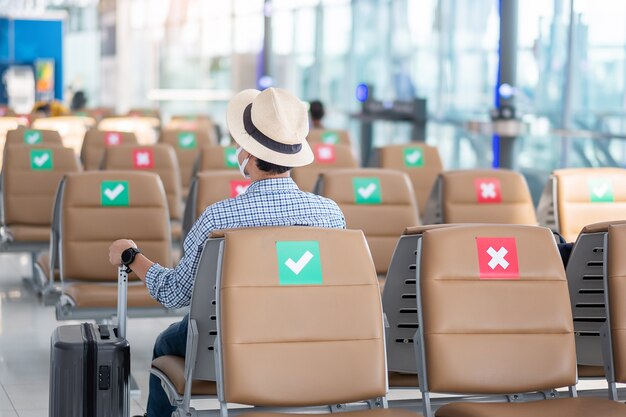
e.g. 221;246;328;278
121;247;141;272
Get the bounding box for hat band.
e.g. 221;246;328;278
243;104;302;155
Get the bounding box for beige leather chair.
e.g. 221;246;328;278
183;171;249;242
291;144;358;192
194;145;239;175
102;144;183;241
307;128;352;146
537;168;626;242
152;226;418;417
316;168;420;275
378;144;443;216
0;145;81;291
422;169;537;226
414;224;626;417
53;171;176;320
80;130;138;170
159;129;214;197
75;107;114;121
127;108;161;120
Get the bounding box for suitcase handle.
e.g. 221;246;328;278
117;266;128;340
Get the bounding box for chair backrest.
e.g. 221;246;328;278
607;223;626;384
551;168;626;242
127;108;161;119
418;225;576;394
58;171;171;282
98;116;160;145
378;144;443;215
183;171;249;240
196;145;239;173
306;128;351;146
81;129;138;170
2;145;81;228
6;128;63;147
291;144;358;192
216;227;386;407
102;144;183;221
316;168;420;274
423;169;537;225
159;128;213;194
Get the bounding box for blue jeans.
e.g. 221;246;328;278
147;315;188;417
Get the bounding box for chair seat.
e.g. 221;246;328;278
578;364;605;378
64;282;162;308
151;355;217;395
436;397;626;417
4;225;50;242
388;371;418;388
240;409;420;417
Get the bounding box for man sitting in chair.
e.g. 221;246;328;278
108;88;346;417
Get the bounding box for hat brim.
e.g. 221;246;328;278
226;89;314;168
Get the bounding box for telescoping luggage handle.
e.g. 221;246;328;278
117;266;128;339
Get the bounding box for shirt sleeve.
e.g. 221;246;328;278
145;208;216;309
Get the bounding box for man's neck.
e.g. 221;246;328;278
251;172;291;182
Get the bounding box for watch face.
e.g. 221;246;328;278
121;248;135;264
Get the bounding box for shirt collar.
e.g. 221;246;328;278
245;177;299;193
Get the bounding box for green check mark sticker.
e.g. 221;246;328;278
588;178;614;203
224;147;238;168
24;129;42;145
403;147;424;167
30;149;53;170
353;177;382;204
276;241;322;285
321;131;339;144
101;181;129;206
177;132;197;149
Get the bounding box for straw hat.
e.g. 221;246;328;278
226;88;313;167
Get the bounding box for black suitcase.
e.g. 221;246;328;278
49;267;130;417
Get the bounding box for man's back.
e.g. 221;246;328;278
147;177;345;309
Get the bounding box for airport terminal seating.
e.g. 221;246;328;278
151;226;419;417
422;169;537;225
80;129;138;170
167;115;218;144
31;115;96;153
377;144;443;217
307;128;352;146
413;224;626;417
182;171;249;242
537;168;626;242
291;143;358;192
315;168;419;277
102;144;184;241
127;108;162;120
6;127;63;148
159;128;214;197
51;171;178;321
0;144;81;291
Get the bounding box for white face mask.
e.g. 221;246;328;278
236;146;251;179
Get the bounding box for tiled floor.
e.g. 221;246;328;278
0;252;621;417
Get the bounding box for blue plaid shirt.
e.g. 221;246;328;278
145;177;346;308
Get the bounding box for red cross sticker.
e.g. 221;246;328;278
230;180;251;197
314;144;336;163
474;178;502;203
133;149;154;169
476;237;519;279
105;132;122;146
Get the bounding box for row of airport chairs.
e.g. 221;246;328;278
149;224;626;417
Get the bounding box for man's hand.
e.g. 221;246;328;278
109;239;137;266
